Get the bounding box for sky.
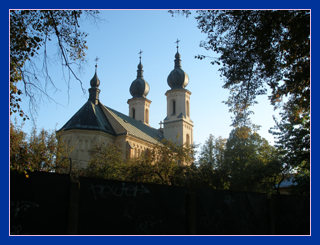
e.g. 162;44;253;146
13;10;281;152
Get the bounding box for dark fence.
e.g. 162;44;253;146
271;195;310;235
9;171;310;235
78;177;187;235
196;189;269;235
10;171;70;235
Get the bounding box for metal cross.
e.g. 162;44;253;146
94;57;100;66
138;50;143;61
175;39;180;51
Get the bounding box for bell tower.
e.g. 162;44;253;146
127;50;151;125
163;40;193;146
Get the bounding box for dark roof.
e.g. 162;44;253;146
167;51;189;89
103;105;164;145
129;61;150;98
58;100;116;135
58;99;163;145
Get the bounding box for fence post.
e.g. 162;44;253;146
67;181;80;235
187;189;197;235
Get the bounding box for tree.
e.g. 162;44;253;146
269;103;310;196
85;137;232;190
170;10;310;194
10;120;29;173
192;10;310;126
84;141;125;180
10;120;72;174
10;10;100;120
223;127;283;193
197;134;227;169
84;139;196;186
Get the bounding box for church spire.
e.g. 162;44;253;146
89;57;101;105
167;39;188;89
175;39;181;68
163;39;193;146
137;50;144;78
176;38;180;52
128;50;151;125
129;50;149;98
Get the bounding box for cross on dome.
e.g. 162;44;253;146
138;50;143;62
175;39;180;52
94;56;100;71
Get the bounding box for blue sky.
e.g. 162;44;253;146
14;10;280;150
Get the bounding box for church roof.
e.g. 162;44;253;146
103;105;164;145
58;100;116;135
58;100;164;145
59;62;164;145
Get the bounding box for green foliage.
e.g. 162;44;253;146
82;139;230;189
193;10;309;127
170;10;310;195
193;164;230;190
198;134;227;169
80;132;284;194
195;10;310;195
290;168;310;197
83;139;195;186
269;105;310;196
223;127;283;193
10;120;72;174
83;141;125;180
10;120;29;173
196;129;283;194
10;10;100;120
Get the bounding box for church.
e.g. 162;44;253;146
58;43;194;168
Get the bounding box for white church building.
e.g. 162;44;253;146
58;44;193;168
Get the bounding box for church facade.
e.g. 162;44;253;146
58;46;193;168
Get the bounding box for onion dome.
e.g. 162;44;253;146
167;39;189;89
90;65;100;88
167;51;189;89
129;55;150;98
89;65;101;105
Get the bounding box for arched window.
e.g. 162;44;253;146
132;108;136;119
172;100;176;115
186;134;190;147
145;109;149;124
186;100;190;117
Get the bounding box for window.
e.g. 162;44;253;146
186;100;190;117
145;109;149;124
186;134;190;147
172;100;176;115
132;108;136;119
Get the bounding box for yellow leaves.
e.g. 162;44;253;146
24;170;29;178
235;126;251;139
